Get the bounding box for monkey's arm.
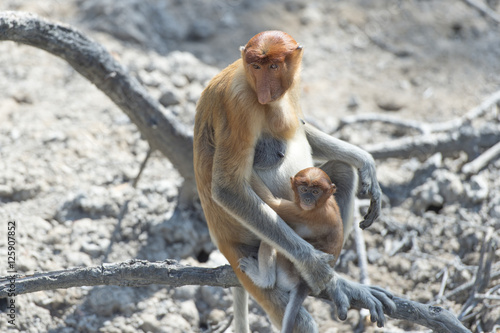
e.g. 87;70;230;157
250;172;283;207
212;146;334;295
304;123;381;229
251;171;305;227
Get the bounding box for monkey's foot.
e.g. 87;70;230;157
238;257;276;289
358;160;382;230
327;277;395;328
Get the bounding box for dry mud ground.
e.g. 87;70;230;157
1;0;500;332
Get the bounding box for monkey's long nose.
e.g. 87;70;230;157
256;82;272;104
257;89;271;104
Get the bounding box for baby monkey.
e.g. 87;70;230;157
239;167;343;333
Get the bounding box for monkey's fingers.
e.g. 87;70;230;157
366;288;395;327
359;193;381;230
333;289;350;321
331;278;395;328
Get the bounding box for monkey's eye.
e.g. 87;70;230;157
252;64;261;70
270;64;278;70
312;189;319;195
299;186;308;193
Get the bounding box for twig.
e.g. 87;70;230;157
461;0;500;24
474;294;500;301
459;228;495;319
103;148;153;262
445;269;500;300
132;148;153;188
437;267;449;301
0;260;470;333
461;141;500;175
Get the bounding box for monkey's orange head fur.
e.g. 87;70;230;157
242;30;301;65
293;167;336;195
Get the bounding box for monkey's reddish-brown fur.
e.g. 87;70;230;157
194;31;305;324
244;31;299;65
258;167;344;263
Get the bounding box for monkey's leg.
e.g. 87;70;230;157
319;161;358;241
224;243;318;333
281;282;313;333
239;242;277;288
231;286;250;333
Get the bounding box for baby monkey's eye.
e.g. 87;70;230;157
270;64;278;70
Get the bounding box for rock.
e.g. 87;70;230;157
173;285;199;300
87;286;136;317
189;19;216;40
411;181;443;214
207;308;226;325
464;174;489;203
179;300;199;323
200;286;232;309
140;313;161;332
375;93;406;111
159;89;182;106
0;184;13;198
433;169;464;203
160;313;191;333
347;95;360;110
300;6;322;25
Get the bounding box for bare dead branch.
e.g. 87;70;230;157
461;0;500;24
364;124;500;160
0;259;470;332
0;260;239;295
337;114;429;134
336;89;500;135
0;11;196;197
462;141;500;175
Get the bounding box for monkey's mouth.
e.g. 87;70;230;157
300;202;315;211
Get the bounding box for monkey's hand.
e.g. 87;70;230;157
358;157;382;230
325;276;395;328
295;249;335;295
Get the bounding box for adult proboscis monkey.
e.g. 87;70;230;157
194;30;394;332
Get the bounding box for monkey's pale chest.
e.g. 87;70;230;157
254;129;313;199
253;134;287;170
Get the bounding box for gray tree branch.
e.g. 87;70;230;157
0;11;197;202
0;259;470;333
364;124;500;160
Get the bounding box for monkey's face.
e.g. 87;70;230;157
296;185;323;210
248;61;286;105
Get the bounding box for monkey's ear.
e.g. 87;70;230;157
330;183;337;194
239;46;246;52
296;45;303;50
